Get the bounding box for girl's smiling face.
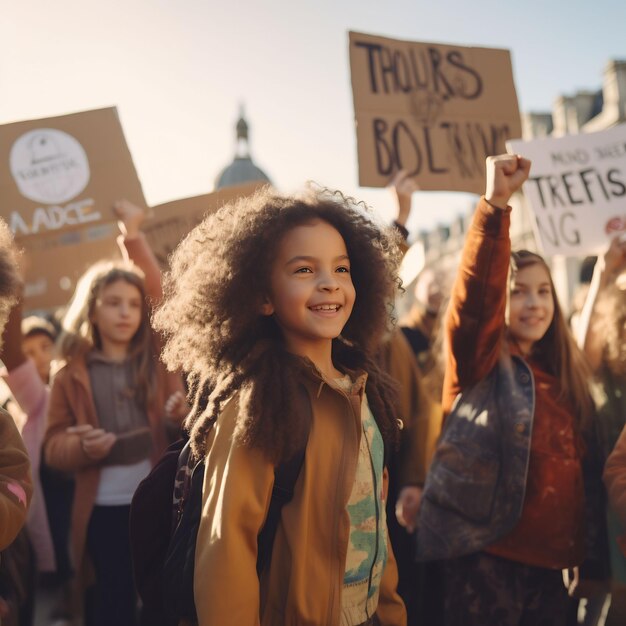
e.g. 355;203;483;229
91;279;143;354
508;263;555;355
262;220;356;357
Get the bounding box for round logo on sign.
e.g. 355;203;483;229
10;128;90;204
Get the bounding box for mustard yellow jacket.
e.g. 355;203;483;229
193;362;407;626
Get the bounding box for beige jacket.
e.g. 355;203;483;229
193;361;406;626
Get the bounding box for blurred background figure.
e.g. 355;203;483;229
577;235;626;626
0;217;33;626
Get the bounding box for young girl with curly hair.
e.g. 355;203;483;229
153;187;407;626
417;155;602;626
43;201;185;626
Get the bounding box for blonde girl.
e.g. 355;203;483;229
44;201;184;626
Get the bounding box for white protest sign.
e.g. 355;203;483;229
508;124;626;256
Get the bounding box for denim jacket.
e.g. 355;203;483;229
416;351;534;561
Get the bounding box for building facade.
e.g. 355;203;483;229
418;60;626;314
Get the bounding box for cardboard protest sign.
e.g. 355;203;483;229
144;181;267;267
21;223;121;312
20;182;266;312
349;31;521;193
0;107;146;239
508;124;626;256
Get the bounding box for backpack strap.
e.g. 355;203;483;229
256;446;307;575
256;383;311;575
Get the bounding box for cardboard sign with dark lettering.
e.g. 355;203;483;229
20;182;266;312
21;223;121;312
0;107;146;239
144;181;267;268
508;124;626;256
349;31;522;193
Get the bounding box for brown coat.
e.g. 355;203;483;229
0;407;32;550
43;232;184;575
193;361;406;626
380;329;441;486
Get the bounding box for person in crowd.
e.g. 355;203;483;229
43;200;186;626
577;235;626;625
605;424;626;548
417;154;604;626
0;217;33;621
380;328;441;626
1;290;75;626
400;268;447;367
2;299;59;575
386;170;445;626
153;187;407;625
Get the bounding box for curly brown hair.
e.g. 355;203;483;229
154;187;403;461
0;219;21;350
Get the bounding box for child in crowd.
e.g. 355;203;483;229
153;187;407;625
2;298;59;577
577;234;626;625
0;217;32;549
417;155;601;625
1;288;77;626
43;200;185;626
0;217;33;621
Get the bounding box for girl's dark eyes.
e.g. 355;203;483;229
294;266;351;274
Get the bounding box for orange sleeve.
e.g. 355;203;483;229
442;198;511;414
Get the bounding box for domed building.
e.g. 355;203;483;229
215;109;272;189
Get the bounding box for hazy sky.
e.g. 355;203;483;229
2;0;624;233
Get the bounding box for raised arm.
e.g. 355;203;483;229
113;199;188;423
113;199;163;303
576;235;626;371
443;155;531;412
389;169;420;254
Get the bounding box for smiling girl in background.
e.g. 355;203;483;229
44;200;185;626
417;155;602;626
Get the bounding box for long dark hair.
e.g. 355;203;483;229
154;187;403;461
509;250;593;426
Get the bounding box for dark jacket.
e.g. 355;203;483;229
416;198;607;573
416;351;533;561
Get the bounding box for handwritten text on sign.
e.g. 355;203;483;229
0;107;146;239
349;32;522;193
508;124;626;256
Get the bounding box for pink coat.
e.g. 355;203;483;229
2;359;56;571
